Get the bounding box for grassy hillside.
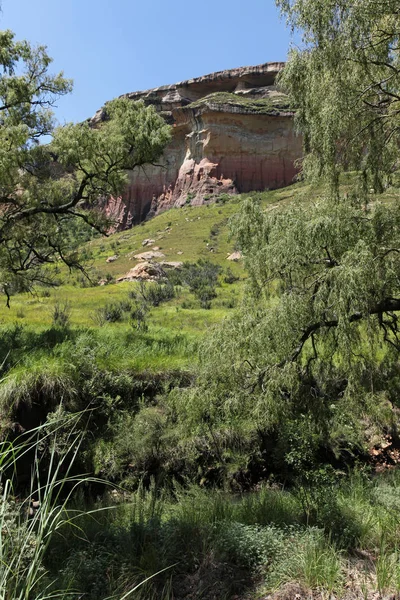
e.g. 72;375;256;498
0;182;309;331
3;179;400;600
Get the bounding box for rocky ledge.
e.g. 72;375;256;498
93;63;302;229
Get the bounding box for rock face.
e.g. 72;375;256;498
94;63;302;229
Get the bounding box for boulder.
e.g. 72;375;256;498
142;238;155;247
132;250;166;261
116;262;166;282
106;255;118;263
227;251;242;261
160;261;183;269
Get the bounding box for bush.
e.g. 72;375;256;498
130;305;149;331
223;267;240;284
91;302;124;326
210;223;220;237
51;301;71;328
94;406;170;483
167;260;221;308
130;281;176;307
196;284;217;309
216;522;284;568
216;193;231;204
126;281;176;330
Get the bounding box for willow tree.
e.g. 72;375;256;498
277;0;400;192
0;30;171;302
171;0;400;479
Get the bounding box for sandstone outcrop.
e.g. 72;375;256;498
116;262;166;282
132;250;166;261
94;63;302;229
227;251;243;262
116;260;183;283
160;261;183;270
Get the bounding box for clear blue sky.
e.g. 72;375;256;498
1;0;294;125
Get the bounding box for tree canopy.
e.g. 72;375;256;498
0;30;171;302
171;0;400;477
276;0;400;191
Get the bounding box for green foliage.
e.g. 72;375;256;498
0;421;90;599
0;30;171;300
171;193;400;481
93;406;171;484
167;260;221;309
268;528;343;593
277;0;400;191
51;301;71;328
4;5;400;598
223;267;240;284
197;0;400;482
130;280;176;308
92;301;125;325
189;91;291;114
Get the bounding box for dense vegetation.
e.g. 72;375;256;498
189;91;291;114
2;0;400;598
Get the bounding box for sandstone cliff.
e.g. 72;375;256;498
92;63;302;229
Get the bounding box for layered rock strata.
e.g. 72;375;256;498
93;63;302;229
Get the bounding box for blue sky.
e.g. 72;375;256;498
1;0;295;125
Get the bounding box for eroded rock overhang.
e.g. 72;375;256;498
93;62;302;230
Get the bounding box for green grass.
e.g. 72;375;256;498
2;176;398;372
0;182;311;331
4;177;400;598
188;91;292;113
37;471;400;599
3;172;399;331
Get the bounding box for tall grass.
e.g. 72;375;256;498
5;434;400;600
267;529;343;593
0;419;86;599
0;420;172;600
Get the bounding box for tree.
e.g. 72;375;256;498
171;0;400;478
0;30;171;303
276;0;400;192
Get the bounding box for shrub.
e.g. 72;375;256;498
210;223;220;237
216;522;284;568
51;301;71;328
130;303;149;331
95;407;170;483
130;281;176;307
196;284;217;309
91;303;123;326
167;260;221;308
223;267;240;284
